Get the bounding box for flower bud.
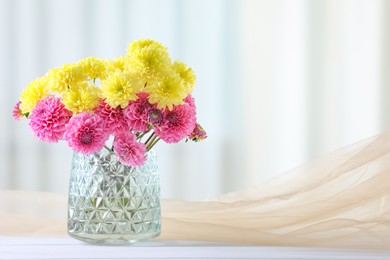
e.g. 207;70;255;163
188;123;207;142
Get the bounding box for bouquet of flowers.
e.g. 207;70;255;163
13;39;207;167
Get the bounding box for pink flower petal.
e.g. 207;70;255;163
63;112;109;155
29;97;72;143
113;132;146;167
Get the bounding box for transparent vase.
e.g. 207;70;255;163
67;149;161;244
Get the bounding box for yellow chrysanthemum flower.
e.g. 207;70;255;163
77;57;105;80
172;61;196;94
101;70;142;108
103;57;126;74
62;82;101;114
46;64;86;94
127;39;163;53
19;77;49;114
125;39;171;81
144;73;187;110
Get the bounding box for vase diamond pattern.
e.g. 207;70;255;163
67;149;161;244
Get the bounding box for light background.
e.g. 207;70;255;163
1;0;389;200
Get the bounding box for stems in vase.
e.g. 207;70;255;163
103;145;112;152
137;128;151;141
144;132;155;146
147;137;160;151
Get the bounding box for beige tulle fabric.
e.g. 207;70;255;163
2;130;390;250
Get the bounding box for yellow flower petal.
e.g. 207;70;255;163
101;70;142;108
173;60;196;94
62;82;101;114
77;57;106;80
145;73;186;110
125;39;171;82
46;64;86;94
19;77;49;114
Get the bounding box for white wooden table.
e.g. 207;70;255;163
1;236;390;260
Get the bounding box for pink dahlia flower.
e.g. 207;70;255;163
123;92;153;132
12;101;23;120
63;112;109;155
188;123;207;142
183;95;196;110
95;99;129;134
29;97;72;143
113;132;146;167
154;103;196;143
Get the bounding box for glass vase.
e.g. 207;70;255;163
67;149;161;244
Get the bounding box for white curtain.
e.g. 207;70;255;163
241;0;386;185
0;0;388;200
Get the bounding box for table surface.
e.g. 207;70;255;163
1;236;390;260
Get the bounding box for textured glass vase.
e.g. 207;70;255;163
67;149;161;244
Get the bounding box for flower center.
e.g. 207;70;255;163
115;83;124;93
80;129;93;144
148;108;163;124
125;147;133;156
166;112;179;126
38;109;46;116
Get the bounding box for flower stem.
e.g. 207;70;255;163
137;128;151;141
146;134;158;150
147;137;160;151
103;145;111;152
144;132;155;146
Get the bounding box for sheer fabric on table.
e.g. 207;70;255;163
1;130;390;250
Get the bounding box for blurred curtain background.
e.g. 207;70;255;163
0;0;388;200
